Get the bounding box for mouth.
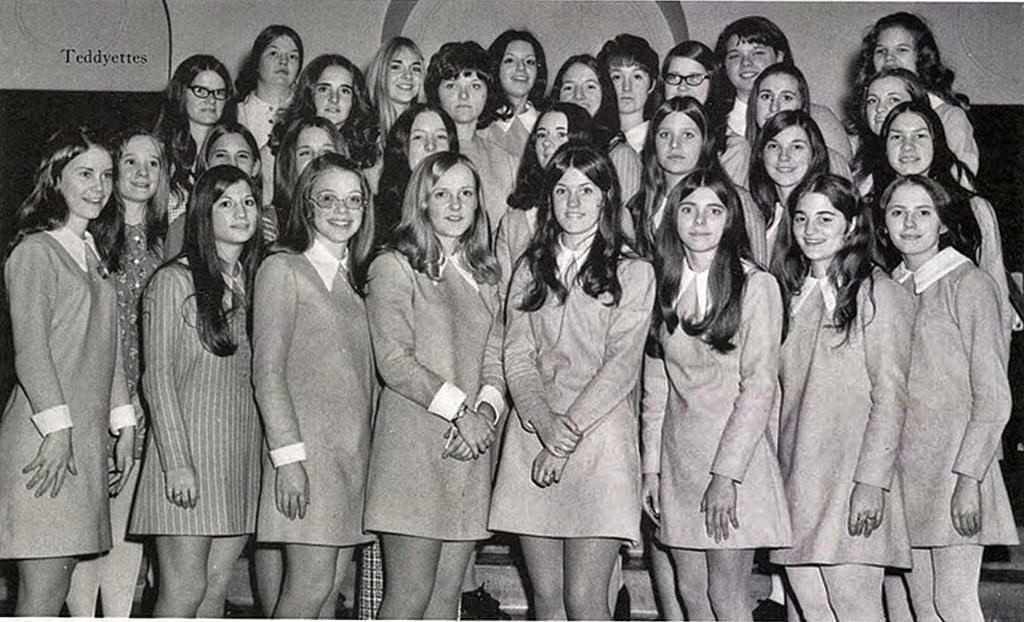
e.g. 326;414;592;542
129;180;151;189
230;221;252;231
394;82;414;90
739;71;759;80
444;215;464;223
898;155;919;163
801;238;826;247
328;218;353;228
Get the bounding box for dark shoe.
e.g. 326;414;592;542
752;598;787;621
613;585;631;620
460;584;509;620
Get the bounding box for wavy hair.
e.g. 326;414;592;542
550;54;622;149
488;30;549;119
365;37;426;143
425;41;500;130
507;102;594;212
234;25;304;98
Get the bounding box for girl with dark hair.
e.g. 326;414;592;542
485;29;548;160
66;129;168;617
598;33;661;153
252;153;375;617
365;37;426;151
130;165;263;617
551;54;642;202
364;151;504;619
745;63;852;179
375;103;459;246
271;117;342;218
490;143;655;620
770;174;913;620
0;127;133;616
426;40;517;229
850;68;930;188
880;175;1017;622
748;109;831;266
641;168;790;621
235;25;304;150
850;12;978;173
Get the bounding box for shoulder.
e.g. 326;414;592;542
617;255;655;283
950;262;999;303
148;261;193;301
932;99;971;127
862;269;914;314
9;232;56;259
368;250;412;282
809;102;843;127
257;251;302;282
742;267;782;304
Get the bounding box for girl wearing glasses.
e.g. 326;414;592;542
235;25;304;151
130;165;263;617
252;153;375;617
0;127;133;616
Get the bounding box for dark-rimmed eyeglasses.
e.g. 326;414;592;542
663;72;710;87
187;85;228;101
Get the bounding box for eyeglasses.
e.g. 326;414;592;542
187;85;228;101
311;192;365;213
663;72;709;87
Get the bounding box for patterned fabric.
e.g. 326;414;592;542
357;542;383;619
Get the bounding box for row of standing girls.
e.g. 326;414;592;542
0;10;1017;622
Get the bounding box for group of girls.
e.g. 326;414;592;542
0;10;1017;622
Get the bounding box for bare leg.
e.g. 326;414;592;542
424;540;477;619
883;572;914;622
563;538;621;620
785;566;834;622
377;533;442;619
904;548;941;622
16;556;77;616
519;535;567;620
318;549;355;618
821;564;884;621
648;540;684;620
707;548;754;621
66;553;100;616
153;535;211;617
254;544;283;617
669;548;713;621
274;544;351;618
96;465;145;617
931;545;984;622
195;534;249;618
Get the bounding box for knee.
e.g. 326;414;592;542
161;567;208;609
707;578;744;612
530;579;564;615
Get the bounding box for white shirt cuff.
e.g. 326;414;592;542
270;443;307;467
474;385;506;425
31;404;73;436
427;382;467;421
109;404;137;435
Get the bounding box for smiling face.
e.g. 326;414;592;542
408;110;451;170
258;35;301;88
294;127;337;176
185;70;227;127
724;36;783;99
310;167;365;248
884;182;945;269
60;145;114;230
534;111;569;168
499;40;538;102
387;46;424;105
609;62;653;117
865;76;913;135
313;64;354;127
663;55;711;103
211;180;259;247
437;71;488;126
792;191;849;277
763;125;812;190
655;111;703;181
886;111;933;175
117;135;161;205
558;63;602;117
552;166;603;239
207;133;257;176
675;185;728;255
873;26;918;74
754;72;802;128
425;162;477;244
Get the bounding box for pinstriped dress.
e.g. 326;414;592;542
130;262;261;536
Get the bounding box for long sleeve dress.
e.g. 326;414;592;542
771;271;913;568
642;267;791;549
0;231;131;558
893;248;1018;547
130;262;261;536
252;249;376;547
489;255;655;544
362;251;505;541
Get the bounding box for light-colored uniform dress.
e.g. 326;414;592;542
643;264;792;549
252;245;375;546
772;271;913;568
237;92;284;151
494;206;537;295
892;248;1018;547
720;131;751;189
130;261;261;535
461;132;518;231
363;251;505;541
0;230;133;558
609;141;642;204
930;92;979;175
484;104;538;162
490;249;655;544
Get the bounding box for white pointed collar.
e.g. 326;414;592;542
304;237;348;291
46;226;101;273
495;101;538;132
440;249;479;292
556;231;596;283
675;257;711;318
792;275;838;317
892;247;971;294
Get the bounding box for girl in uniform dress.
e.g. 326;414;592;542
879;175;1017;622
640;168;790;621
130;165;262;617
551;55;642;202
364;151;505;619
597;34;660;154
771;174;913;621
485;30;548;160
252;153;376;617
490;143;656;620
850;12;978;174
235;25;304;151
66;128;168;617
0;128;134;616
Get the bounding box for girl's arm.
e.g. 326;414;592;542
970;196;1018;339
710;271;783;483
738;189;768;267
936;102;979;175
565;260;656;433
641;352;669;521
610;142;642;203
503;263;557;432
473;292;507;426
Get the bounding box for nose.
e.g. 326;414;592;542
622;77;633;93
778;147;792;162
231;201;248;219
740;53;753;67
900;136;914;152
424;136;437;153
573;84;585;102
515;59;526;74
566;190;580;207
458;84;469;100
693;208;707;225
904;212;917;229
769;96;781;114
327;89;339;103
884;51;897;66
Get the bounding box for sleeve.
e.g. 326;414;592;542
640;353;669;474
854;278;913;489
952;271;1012;480
260;145;276;208
738;189;768;267
710;272;783;482
140;268;194;471
365;253;466;421
970;197;1017;341
610;142;642;204
252;257;306;465
811;103;853;161
502;263;553;432
827;148;854;181
108;308;134;434
5;239;69;436
565;261;656;433
719;133;751;190
474;283;507;423
494;213;516;298
936;102;979;175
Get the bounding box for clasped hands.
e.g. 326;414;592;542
530;412;582;488
442;402;498;461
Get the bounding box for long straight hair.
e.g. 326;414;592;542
196;121;263;179
849;67;929;183
550;55;622;149
234;25;304;98
743;63;811;145
507;102;594;212
652;168;749;353
487;30;549;119
365;37;426;141
517;142;624;311
272;116;343;224
749;109;830;225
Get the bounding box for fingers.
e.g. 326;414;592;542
67;452;77;476
52;461;69;498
